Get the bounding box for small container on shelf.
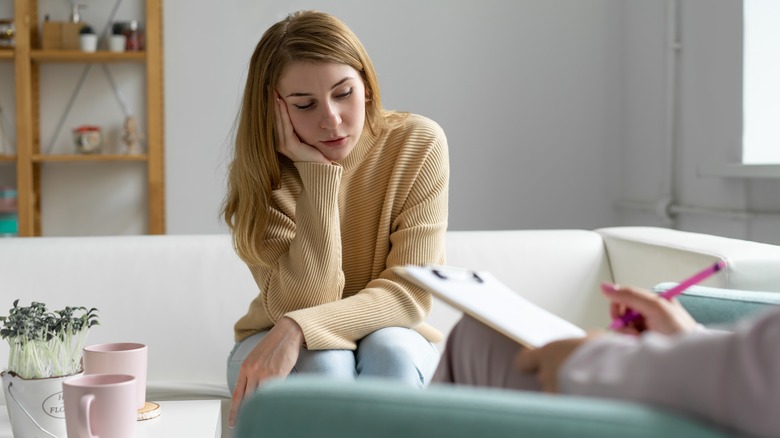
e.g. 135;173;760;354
108;34;126;52
0;19;14;49
0;186;16;212
72;125;103;154
113;20;143;51
79;24;97;52
0;213;17;237
0;186;17;237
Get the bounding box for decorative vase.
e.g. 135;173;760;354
2;370;82;438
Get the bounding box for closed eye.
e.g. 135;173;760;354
335;88;353;99
292;88;352;111
293;102;314;110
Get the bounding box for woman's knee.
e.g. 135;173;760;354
356;327;439;387
295;348;356;379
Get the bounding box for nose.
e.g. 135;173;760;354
319;102;342;129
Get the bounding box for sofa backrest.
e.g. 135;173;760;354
0;230;611;400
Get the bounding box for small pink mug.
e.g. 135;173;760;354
63;374;136;438
83;342;148;409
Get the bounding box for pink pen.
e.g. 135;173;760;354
608;260;727;330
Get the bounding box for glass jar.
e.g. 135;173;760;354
72;125;103;154
124;20;142;51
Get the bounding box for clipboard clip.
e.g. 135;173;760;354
431;267;484;284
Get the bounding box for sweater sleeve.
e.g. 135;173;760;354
559;308;780;438
256;162;346;322
286;124;450;350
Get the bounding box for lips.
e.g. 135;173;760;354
321;136;348;147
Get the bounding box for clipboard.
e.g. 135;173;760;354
400;264;586;348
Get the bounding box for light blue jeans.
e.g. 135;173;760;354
227;326;439;393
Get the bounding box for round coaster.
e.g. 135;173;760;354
137;401;161;421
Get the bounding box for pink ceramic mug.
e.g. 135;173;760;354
83;343;148;409
63;374;136;438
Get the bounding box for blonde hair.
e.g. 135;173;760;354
222;11;386;265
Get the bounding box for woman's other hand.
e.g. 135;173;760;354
228;317;304;427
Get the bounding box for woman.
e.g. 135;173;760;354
222;11;449;426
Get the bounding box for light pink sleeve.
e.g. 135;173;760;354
559;308;780;438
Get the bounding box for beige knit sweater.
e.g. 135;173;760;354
233;113;449;350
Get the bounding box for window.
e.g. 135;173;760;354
742;0;780;164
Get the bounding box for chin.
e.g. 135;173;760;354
321;145;355;162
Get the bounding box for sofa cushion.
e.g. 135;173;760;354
653;283;780;327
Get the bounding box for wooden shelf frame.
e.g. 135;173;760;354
32;154;149;162
10;0;165;236
31;50;146;62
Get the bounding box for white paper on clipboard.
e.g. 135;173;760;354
400;264;586;349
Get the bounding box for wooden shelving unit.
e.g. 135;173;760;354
7;0;164;236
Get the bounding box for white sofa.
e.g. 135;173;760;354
2;227;780;437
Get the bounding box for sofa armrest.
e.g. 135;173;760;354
236;376;734;438
653;283;780;327
597;227;780;292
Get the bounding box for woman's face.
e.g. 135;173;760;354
277;62;367;162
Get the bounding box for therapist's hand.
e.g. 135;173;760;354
517;284;700;394
515;334;598;393
228;317;304;428
602;284;698;336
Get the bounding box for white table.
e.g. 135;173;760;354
0;399;222;438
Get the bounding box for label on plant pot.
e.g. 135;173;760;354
43;391;66;418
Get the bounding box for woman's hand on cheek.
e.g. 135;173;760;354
275;93;330;164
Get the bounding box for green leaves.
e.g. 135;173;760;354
1;300;100;379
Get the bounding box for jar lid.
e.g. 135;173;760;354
73;125;101;132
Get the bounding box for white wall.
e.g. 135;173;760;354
619;0;780;244
5;0;778;243
165;0;624;234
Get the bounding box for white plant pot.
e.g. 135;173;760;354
2;370;82;438
80;34;97;52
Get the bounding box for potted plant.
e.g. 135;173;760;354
1;299;99;438
79;24;97;52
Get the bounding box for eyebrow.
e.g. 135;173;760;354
285;77;354;98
